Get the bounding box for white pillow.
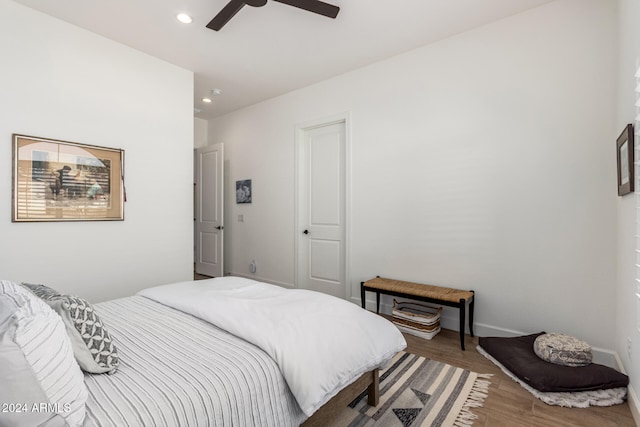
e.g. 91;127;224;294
0;280;88;427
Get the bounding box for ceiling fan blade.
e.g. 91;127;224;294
272;0;340;19
207;0;247;31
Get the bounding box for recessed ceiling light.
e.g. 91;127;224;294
202;97;212;103
176;13;193;24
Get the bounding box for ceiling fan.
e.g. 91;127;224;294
207;0;340;31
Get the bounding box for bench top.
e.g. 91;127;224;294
362;277;473;303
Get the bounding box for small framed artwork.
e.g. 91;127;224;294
236;179;252;204
617;124;634;196
12;134;125;222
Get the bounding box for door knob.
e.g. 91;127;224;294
216;226;224;230
303;229;309;235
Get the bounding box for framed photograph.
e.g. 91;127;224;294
236;179;252;204
617;124;634;196
12;134;125;222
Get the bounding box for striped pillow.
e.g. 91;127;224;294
0;280;88;427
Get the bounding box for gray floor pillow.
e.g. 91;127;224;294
534;333;592;367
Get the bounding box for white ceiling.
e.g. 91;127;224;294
14;0;552;119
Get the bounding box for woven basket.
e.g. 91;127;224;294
391;299;442;340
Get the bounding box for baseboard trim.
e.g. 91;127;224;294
356;296;620;369
629;385;640;426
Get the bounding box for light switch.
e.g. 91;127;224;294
238;214;244;222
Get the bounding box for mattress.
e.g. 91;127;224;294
83;296;306;427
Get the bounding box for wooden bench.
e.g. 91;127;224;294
361;276;475;350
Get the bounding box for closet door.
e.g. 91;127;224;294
297;121;346;298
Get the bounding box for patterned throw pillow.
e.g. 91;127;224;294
20;282;62;300
533;332;592;367
21;283;120;374
0;280;88;427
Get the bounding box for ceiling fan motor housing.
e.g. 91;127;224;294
245;0;267;7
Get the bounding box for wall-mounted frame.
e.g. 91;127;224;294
12;134;124;222
617;124;634;196
236;179;252;204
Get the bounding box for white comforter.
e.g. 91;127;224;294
138;277;406;417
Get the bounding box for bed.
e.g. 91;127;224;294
0;277;406;427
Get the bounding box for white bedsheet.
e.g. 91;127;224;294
138;277;406;417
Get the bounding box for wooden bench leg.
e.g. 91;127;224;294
469;291;475;337
360;282;366;309
459;299;466;351
376;292;381;314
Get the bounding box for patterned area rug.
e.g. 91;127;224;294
334;352;491;427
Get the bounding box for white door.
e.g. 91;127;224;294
297;121;346;298
195;143;224;277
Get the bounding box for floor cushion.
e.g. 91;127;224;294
478;332;630;407
534;332;592;367
478;333;627;393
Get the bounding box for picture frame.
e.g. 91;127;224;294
236;179;252;204
617;124;634;196
12;134;125;222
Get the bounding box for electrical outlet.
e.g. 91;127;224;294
628;337;632;359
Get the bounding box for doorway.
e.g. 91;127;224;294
195;143;224;277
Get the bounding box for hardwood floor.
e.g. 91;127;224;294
404;328;637;426
194;272;212;280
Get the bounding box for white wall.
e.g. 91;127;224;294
0;0;194;302
210;0;619;354
616;0;640;421
194;118;209;149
